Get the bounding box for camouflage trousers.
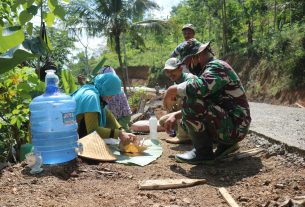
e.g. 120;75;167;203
181;100;250;145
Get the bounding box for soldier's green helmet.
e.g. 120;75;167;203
180;39;212;63
182;24;195;33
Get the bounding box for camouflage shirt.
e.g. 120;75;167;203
177;58;251;142
175;72;194;84
171;72;194;112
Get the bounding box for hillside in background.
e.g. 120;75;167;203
226;55;305;105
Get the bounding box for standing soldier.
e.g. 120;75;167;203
170;24;201;61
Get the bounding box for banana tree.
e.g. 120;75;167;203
0;0;69;74
66;0;159;93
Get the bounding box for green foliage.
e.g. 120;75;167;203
101;24;178;81
67;0;159;91
168;0;305;91
0;67;45;162
0;44;37;74
68;0;305;93
0;0;18;26
69;54;107;80
252;24;305;88
47;28;75;70
128;89;145;112
0;26;25;53
147;65;171;88
61;69;77;94
91;57;107;76
0;0;69;73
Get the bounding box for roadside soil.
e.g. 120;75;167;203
0;132;305;207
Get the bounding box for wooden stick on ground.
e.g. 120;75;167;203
295;102;305;108
139;178;206;190
223;148;264;161
219;187;240;207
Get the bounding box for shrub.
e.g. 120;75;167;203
128;89;146;113
0;67;44;162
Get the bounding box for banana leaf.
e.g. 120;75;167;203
0;37;48;74
91;57;107;76
0;45;36;74
61;69;78;94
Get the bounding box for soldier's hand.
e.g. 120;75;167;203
164;113;177;133
163;86;178;111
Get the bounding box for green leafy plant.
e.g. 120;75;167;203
128;89;146;113
61;69;78;94
0;67;44;162
0;0;69;73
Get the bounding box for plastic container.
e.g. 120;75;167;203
29;70;79;164
149;114;158;140
19;144;33;161
26;149;43;174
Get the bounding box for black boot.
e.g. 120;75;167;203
175;131;215;165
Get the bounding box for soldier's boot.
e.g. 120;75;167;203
175;131;215;165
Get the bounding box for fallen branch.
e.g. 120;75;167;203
219;187;240;207
222;148;264;161
96;171;118;176
139;178;206;190
295;102;304;108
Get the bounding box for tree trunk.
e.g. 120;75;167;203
12;126;20;162
114;34;127;94
274;0;277;32
247;18;253;45
208;6;211;40
222;0;228;55
84;46;89;76
122;33;130;89
289;0;292;27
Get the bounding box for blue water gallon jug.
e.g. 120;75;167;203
29;70;79;164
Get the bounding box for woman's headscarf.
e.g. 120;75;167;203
72;73;122;127
99;66;132;119
94;73;122;97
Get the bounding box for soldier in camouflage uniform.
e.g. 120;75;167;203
159;57;194;144
163;42;251;164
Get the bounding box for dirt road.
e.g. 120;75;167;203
0;132;305;207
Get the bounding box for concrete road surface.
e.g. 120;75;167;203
249;102;305;151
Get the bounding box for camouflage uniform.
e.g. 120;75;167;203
176;39;209;76
170;38;201;66
171;72;194;111
159;72;194;142
177;58;251;144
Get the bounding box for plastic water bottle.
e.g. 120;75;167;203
29;69;79;164
25;149;43;174
149;114;158;140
